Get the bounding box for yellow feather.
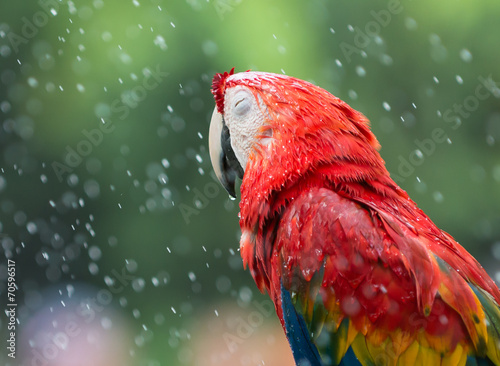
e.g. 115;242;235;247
486;333;500;365
366;339;398;366
389;329;414;357
423;332;450;354
367;328;388;347
415;344;442;365
474;284;500;364
457;348;468;366
441;343;466;366
324;318;358;364
333;321;349;363
300;286;314;325
347;319;359;348
438;282;489;353
323;293;344;332
397;341;419;366
351;333;374;366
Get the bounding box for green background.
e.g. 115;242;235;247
0;0;499;365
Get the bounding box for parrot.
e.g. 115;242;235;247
208;68;500;366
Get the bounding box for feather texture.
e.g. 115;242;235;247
212;70;500;365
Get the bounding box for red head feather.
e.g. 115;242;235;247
211;67;235;114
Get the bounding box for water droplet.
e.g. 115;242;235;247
433;191;444;203
348;90;358;100
101;317;112;329
88;246;102;261
132;278;146;292
88;262;99;275
101;31;112;42
355;66;366;77
459;48;473;63
201;40;217;56
404;17;417;30
154;35;167;51
27;77;39;88
125;259;138;272
26;222;37;234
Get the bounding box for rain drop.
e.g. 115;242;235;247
433;191;444;203
132;278;146;292
154;35;167;51
459;48;473;63
355;66;366;77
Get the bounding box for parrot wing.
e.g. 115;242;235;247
272;186;500;366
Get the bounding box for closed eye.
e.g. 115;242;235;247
233;93;252;116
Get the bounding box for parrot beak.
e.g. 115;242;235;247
209;108;244;198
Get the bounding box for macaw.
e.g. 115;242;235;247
208;68;500;366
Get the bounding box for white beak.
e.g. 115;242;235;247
208;107;244;197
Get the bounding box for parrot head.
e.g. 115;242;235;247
209;68;385;200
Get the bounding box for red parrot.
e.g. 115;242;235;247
208;68;500;365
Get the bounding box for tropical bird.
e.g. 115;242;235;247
208;68;500;365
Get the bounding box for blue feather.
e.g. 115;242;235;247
339;347;363;366
281;281;324;366
281;282;364;366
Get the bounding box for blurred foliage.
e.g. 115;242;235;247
0;0;499;365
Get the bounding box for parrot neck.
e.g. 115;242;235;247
239;129;414;232
237;130;421;293
238;141;500;308
237;129;500;310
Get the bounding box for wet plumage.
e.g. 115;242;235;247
209;69;500;365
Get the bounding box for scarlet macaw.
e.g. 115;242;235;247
208;68;500;365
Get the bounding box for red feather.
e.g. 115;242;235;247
213;70;500;363
211;67;235;114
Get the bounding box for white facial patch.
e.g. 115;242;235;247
223;86;270;170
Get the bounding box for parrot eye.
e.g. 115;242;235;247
232;90;253;117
